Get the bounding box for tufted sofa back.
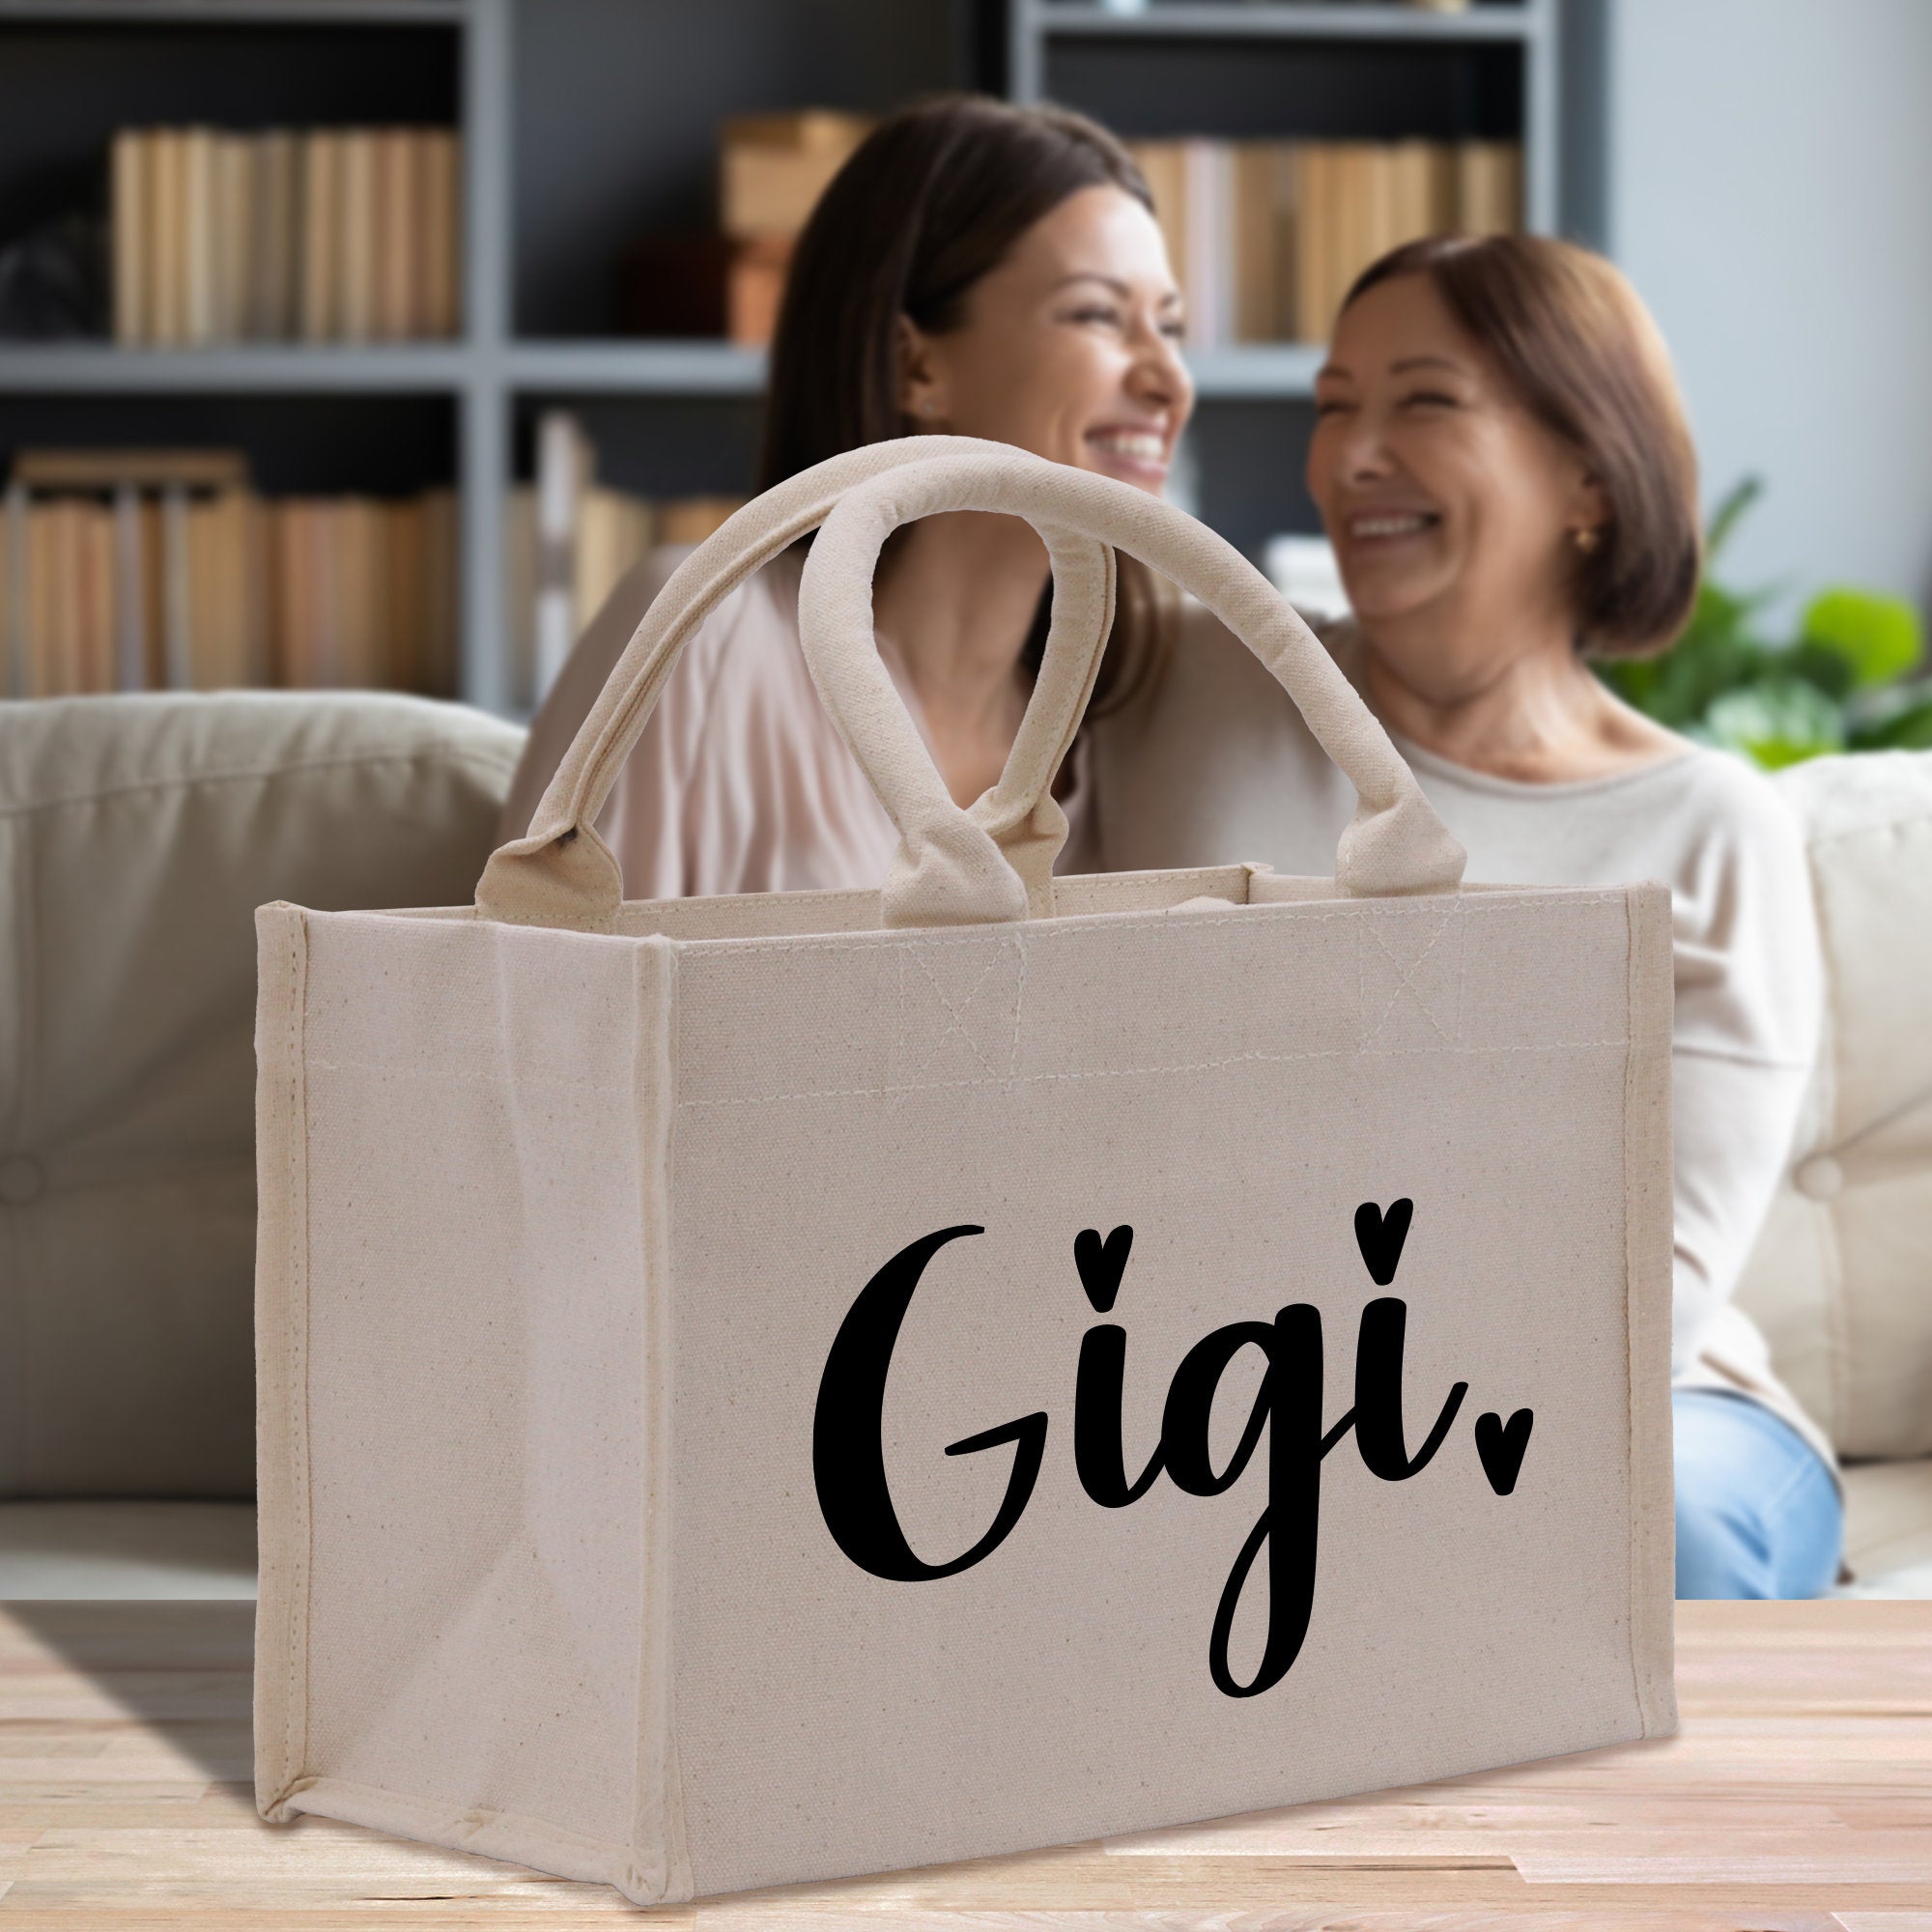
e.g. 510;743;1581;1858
1734;750;1932;1462
0;694;525;1498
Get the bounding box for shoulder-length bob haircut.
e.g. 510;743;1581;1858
757;94;1173;710
1342;234;1701;658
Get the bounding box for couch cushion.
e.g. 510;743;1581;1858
1840;1459;1932;1584
1733;751;1932;1459
0;694;525;1499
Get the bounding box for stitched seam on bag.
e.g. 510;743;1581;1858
305;1057;635;1093
612;884;1630;942
634;937;683;1899
1621;892;1644;1734
282;1774;648;1877
1454;893;1473;1052
1362;905;1461;1046
1009;932;1028;1092
888;946;906;1115
287;913;311;1786
299;1033;1631;1100
668;891;1632;961
676;1037;1632;1109
907;944;1008;1083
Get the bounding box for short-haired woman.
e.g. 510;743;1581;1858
503;96;1189;892
1095;234;1842;1599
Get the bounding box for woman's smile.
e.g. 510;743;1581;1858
1084;420;1173;485
1337;505;1443;548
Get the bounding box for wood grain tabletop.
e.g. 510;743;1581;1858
1;1599;1928;1927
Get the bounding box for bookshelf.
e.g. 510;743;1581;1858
0;0;1584;717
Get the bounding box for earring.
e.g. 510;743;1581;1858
1572;526;1602;554
921;400;937;419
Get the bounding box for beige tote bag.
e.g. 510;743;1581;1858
255;440;1677;1906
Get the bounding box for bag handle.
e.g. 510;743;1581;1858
476;440;1465;930
477;436;1112;929
795;447;1465;928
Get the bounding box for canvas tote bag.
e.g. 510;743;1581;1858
254;439;1677;1906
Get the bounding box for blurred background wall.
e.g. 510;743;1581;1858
1607;0;1932;620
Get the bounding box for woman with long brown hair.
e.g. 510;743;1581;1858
1096;234;1841;1600
502;95;1188;894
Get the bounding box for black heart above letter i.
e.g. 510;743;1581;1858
1353;1198;1413;1287
1074;1225;1134;1314
1475;1408;1534;1496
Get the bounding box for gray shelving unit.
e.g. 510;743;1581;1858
0;0;1577;717
1012;0;1559;230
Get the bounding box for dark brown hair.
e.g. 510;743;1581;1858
758;95;1174;707
1342;234;1701;657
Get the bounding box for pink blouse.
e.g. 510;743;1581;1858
500;544;1098;900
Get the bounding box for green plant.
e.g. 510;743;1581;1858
1596;477;1932;769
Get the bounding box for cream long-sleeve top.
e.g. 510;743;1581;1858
1086;603;1836;1489
500;543;1099;901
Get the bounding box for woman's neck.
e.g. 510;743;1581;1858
872;510;1052;805
1356;607;1681;785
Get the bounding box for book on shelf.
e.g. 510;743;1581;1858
625;111;872;348
109;124;462;349
718;112;869;347
719;111;871;241
509;409;746;709
726;235;792;350
299;128;343;343
416;129;461;339
1;448;456;700
337;130;379;343
1127;135;1522;348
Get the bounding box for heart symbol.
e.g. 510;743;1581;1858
1353;1198;1414;1287
1074;1225;1134;1314
1475;1408;1534;1496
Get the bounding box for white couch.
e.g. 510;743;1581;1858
0;695;1926;1597
1731;751;1932;1593
1;694;524;1595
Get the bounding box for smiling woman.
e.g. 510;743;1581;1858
1092;233;1844;1602
501;96;1193;895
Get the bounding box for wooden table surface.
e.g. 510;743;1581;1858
1;1601;1929;1929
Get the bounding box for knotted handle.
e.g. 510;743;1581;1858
477;436;1111;929
799;448;1464;925
476;439;1465;931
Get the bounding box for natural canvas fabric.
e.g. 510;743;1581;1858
254;440;1677;1905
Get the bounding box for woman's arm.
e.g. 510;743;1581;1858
1665;767;1824;1374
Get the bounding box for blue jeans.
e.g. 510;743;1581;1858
1673;1387;1844;1599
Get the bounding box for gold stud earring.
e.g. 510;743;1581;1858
1573;526;1602;554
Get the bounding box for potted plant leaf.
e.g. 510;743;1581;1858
1597;477;1932;769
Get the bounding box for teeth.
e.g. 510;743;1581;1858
1351;515;1431;538
1092;432;1166;461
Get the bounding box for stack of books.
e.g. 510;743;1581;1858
1127;137;1522;346
715;110;873;352
109;126;462;346
271;491;458;691
507;410;745;705
716;111;870;347
1;449;457;697
627;112;869;345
